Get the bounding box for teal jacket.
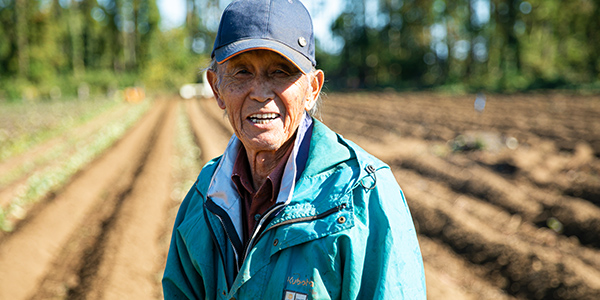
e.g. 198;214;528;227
162;119;426;299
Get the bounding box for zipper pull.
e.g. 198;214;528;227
360;165;377;190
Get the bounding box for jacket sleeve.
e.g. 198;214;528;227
343;167;426;300
162;188;206;300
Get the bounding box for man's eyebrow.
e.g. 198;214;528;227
275;62;300;73
224;60;249;72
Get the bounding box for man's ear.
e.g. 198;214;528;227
305;69;324;111
207;69;226;110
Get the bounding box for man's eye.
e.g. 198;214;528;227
272;69;289;76
235;69;251;76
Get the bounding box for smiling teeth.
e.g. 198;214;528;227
249;113;278;124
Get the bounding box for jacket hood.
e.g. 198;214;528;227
304;119;387;181
303;119;354;177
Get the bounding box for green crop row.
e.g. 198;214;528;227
0;100;152;232
170;102;202;203
0;104;132;190
0;98;121;162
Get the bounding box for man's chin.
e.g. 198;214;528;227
241;137;284;153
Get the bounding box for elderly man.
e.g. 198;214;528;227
162;0;426;299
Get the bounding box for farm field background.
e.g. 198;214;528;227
0;91;599;299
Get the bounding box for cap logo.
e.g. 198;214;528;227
298;37;307;47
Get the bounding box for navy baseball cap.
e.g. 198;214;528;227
211;0;316;74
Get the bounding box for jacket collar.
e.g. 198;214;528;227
195;116;386;200
302;119;385;184
202;112;313;240
195;115;386;213
301;119;354;177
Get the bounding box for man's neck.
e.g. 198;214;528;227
245;137;295;190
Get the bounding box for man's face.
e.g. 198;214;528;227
208;50;321;154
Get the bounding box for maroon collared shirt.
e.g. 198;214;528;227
231;144;294;244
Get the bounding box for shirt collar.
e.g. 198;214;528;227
231;141;294;202
207;112;313;240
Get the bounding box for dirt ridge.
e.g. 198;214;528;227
63;101;170;300
0;100;165;300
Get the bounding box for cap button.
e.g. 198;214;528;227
298;37;307;47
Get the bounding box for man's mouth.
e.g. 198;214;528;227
248;113;279;124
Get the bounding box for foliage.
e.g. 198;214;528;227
0;0;206;101
322;0;600;92
141;28;210;92
0;0;598;95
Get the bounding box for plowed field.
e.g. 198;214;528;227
0;92;598;300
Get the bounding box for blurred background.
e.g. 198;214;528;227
1;0;599;101
1;1;600;300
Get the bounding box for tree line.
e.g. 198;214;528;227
322;0;600;91
0;0;204;101
1;0;599;101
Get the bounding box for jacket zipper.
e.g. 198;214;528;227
254;163;379;247
241;202;348;263
215;164;378;272
241;202;287;266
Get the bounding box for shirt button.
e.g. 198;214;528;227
273;239;279;246
337;216;346;224
254;214;261;221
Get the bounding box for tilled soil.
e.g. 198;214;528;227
0;92;598;300
322;92;600;300
0;97;231;300
0;98;169;299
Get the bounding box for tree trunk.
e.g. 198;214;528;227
70;0;85;78
15;0;29;78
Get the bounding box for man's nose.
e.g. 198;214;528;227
249;78;275;102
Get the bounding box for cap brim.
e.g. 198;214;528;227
214;39;313;74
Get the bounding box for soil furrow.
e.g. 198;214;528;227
185;99;230;161
0;105;132;207
2;91;598;300
395;154;542;218
0;104;132;190
419;236;517;300
324;93;600;154
73;99;176;300
326;97;600;251
363;136;600;250
197;99;234;136
405;178;600;299
0;100;164;300
395;163;600;272
321;91;600;299
57;100;169;300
